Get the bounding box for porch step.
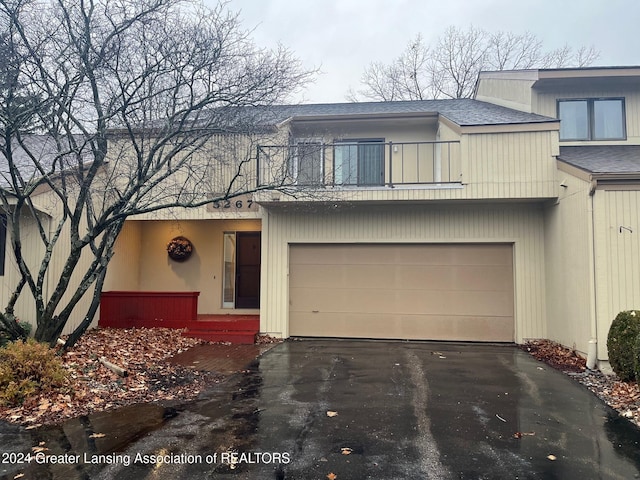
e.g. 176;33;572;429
182;315;259;344
182;329;257;344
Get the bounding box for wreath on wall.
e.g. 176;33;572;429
167;236;193;262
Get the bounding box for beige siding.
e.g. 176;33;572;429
261;204;547;342
535;87;640;144
291;120;438;144
256;130;558;205
462;131;558;198
0;212;49;328
475;78;536;112
593;189;640;358
104;221;142;291
543;173;594;357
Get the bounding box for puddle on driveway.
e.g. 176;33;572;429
0;358;267;480
0;403;176;480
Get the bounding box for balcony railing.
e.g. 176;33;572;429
256;141;461;188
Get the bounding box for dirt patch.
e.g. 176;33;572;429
521;339;640;428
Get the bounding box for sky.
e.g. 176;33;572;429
213;0;640;104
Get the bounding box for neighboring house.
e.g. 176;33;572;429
476;66;640;364
2;66;638;367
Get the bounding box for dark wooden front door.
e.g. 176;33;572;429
235;232;261;308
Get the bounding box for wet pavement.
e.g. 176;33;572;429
2;340;640;479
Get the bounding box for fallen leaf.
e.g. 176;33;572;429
495;414;507;422
341;447;353;455
89;433;106;438
513;432;536;439
14;474;24;479
547;454;557;461
327;473;337;480
327;411;339;417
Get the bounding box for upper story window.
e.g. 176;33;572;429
291;139;324;185
558;98;626;141
334;139;384;186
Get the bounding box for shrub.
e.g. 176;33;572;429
0;320;33;347
0;339;68;406
607;310;640;381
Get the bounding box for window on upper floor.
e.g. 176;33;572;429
0;214;6;276
558;98;626;141
291;140;324;185
334;139;384;186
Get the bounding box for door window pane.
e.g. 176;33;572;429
334;140;384;185
223;233;235;307
358;142;384;185
295;142;323;185
334;144;358;185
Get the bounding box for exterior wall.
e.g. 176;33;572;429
104;221;142;291
543;172;594;357
257;129;559;205
475;78;536;112
106;218;261;315
534;86;640;145
261;204;547;342
461;130;558;198
291;121;438;144
0;211;49;328
593;188;640;359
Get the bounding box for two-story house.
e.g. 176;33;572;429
3;66;638;368
103;93;560;350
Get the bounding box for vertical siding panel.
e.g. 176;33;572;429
264;204;546;343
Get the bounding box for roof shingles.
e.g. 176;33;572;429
558;146;640;175
260;98;556;127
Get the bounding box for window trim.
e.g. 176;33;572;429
557;97;627;142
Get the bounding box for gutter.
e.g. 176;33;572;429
586;177;599;369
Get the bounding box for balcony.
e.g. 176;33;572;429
256;140;461;189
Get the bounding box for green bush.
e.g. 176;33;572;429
633;333;640;385
0;339;68;406
0;320;33;347
607;310;640;381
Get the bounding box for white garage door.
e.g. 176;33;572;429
289;243;514;342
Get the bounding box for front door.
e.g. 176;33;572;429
235;232;261;308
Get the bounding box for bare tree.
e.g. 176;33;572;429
352;25;600;101
0;0;313;346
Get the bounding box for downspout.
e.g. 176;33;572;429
586;179;599;369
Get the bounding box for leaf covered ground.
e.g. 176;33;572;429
521;339;640;428
2;333;638;430
0;328;223;427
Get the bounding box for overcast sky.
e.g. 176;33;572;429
215;0;640;104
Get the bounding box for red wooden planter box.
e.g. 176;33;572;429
99;291;199;329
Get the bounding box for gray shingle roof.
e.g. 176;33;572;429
558;146;640;174
258;99;556;127
0;135;90;188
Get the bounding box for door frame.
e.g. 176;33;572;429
222;230;261;309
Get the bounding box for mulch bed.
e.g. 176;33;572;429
521;339;640;427
0;328;225;427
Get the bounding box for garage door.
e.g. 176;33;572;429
289;244;514;342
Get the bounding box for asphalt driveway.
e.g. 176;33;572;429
4;340;640;479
